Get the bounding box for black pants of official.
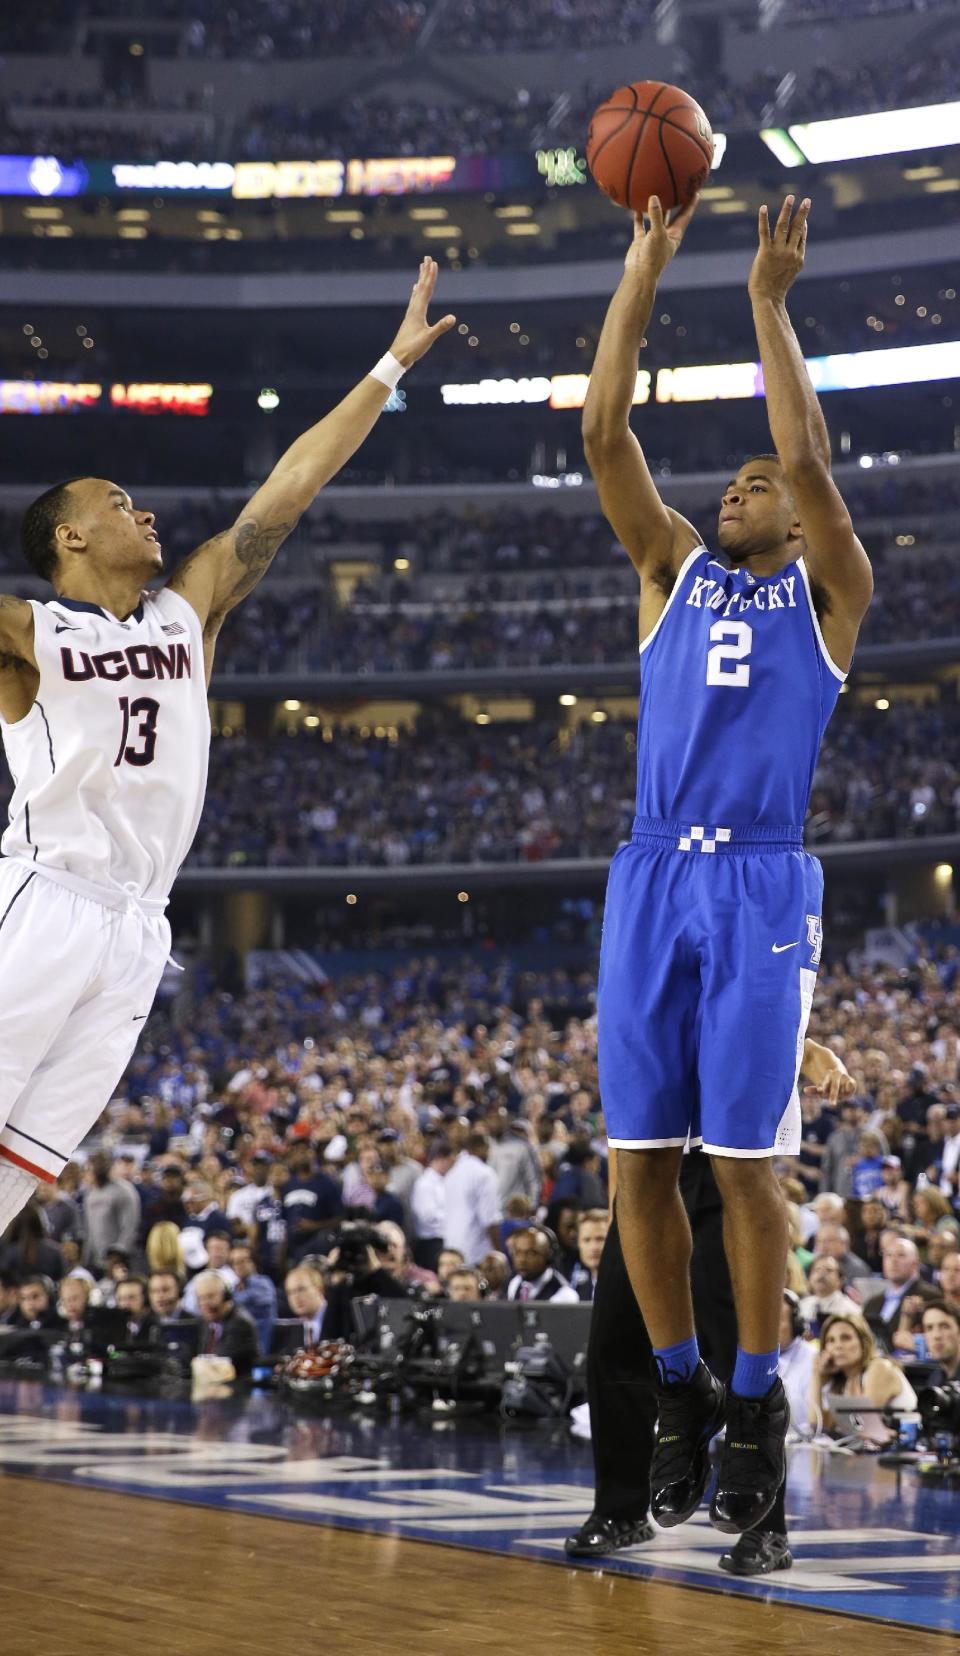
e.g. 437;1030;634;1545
587;1149;787;1535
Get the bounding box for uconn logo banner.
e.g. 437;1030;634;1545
60;643;192;682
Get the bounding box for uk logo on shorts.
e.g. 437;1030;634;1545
806;914;823;966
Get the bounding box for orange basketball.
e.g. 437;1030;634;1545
586;81;713;215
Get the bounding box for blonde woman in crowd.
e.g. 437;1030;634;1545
145;1221;187;1284
813;1311;916;1448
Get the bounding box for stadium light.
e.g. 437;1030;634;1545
785;101;960;164
759;129;806;168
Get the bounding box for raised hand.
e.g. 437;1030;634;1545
626;192;700;279
389;257;457;367
749;194;811;303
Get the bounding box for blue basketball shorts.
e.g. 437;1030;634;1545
597;819;823;1158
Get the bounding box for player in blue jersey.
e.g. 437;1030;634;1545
583;194;873;1535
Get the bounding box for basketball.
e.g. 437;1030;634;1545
586;81;714;215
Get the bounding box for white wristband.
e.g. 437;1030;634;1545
369;351;406;391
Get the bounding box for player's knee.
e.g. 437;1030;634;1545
710;1154;782;1205
616;1146;683;1200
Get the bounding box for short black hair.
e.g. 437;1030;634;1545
746;453;782;466
20;477;88;582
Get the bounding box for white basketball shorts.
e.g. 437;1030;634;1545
0;861;170;1183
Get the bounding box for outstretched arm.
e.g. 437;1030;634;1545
749;197;873;670
168;258;455;648
582;196;702;581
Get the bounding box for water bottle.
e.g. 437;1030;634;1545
48;1342;66;1384
914;1333;928;1361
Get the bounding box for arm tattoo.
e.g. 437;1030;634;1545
230;515;299;601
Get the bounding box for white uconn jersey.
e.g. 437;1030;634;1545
0;587;209;907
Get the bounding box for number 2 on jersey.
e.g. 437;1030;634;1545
706;620;753;688
115;696;160;767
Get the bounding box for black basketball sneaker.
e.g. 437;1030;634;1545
650;1360;726;1527
710;1377;790;1534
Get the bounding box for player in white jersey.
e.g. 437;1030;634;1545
0;258;455;1236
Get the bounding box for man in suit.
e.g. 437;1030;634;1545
569;1210;610;1303
193;1271;259;1377
505;1226;579;1304
861;1235;940;1354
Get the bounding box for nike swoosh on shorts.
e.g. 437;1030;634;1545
771;942;799;953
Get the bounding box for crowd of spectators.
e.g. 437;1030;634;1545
1;2;956;163
207;542;960;675
3;940;960;1430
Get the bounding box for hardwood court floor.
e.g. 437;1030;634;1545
1;1477;955;1656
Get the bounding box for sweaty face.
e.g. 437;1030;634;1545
717;461;799;563
59;478;162;583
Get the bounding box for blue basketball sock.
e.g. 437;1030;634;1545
653;1334;700;1387
732;1346;780;1399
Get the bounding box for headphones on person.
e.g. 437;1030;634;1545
783;1289;804;1342
513;1224;561;1269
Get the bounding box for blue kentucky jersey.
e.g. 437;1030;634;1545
635;546;845;828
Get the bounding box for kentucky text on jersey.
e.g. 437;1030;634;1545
685;573;797;615
635;548;845;829
60;642;192;681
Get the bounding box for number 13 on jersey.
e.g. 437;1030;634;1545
115;696;160;767
706;620;753;688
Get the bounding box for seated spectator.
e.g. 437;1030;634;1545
179;1182;225;1272
937;1250;960;1306
568;1209;609;1302
0;1269;20;1326
148;1270;185;1321
59;1275;94;1338
778;1290;816;1430
115;1277;157;1345
851;1132;887;1199
862;1236;941;1353
365;1161;406;1229
375;1221;440;1295
813;1223;871;1289
551;1141;606;1210
857;1196;889;1274
920;1301;960;1382
283;1262;328;1348
96;1247;132;1308
436;1247;465;1288
145;1221;187;1282
446;1266;483;1302
193;1271;259;1376
815;1312;917;1448
500;1194;536;1247
0;1202;65;1284
544;1200;582;1280
877;1155;911;1221
800;1256;860;1336
907;1187;960;1252
7;1276;65;1337
230;1241;278;1353
505;1226;579;1304
477;1251;510;1299
183;1234;240;1316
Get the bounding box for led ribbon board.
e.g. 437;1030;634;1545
440;340;960;410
